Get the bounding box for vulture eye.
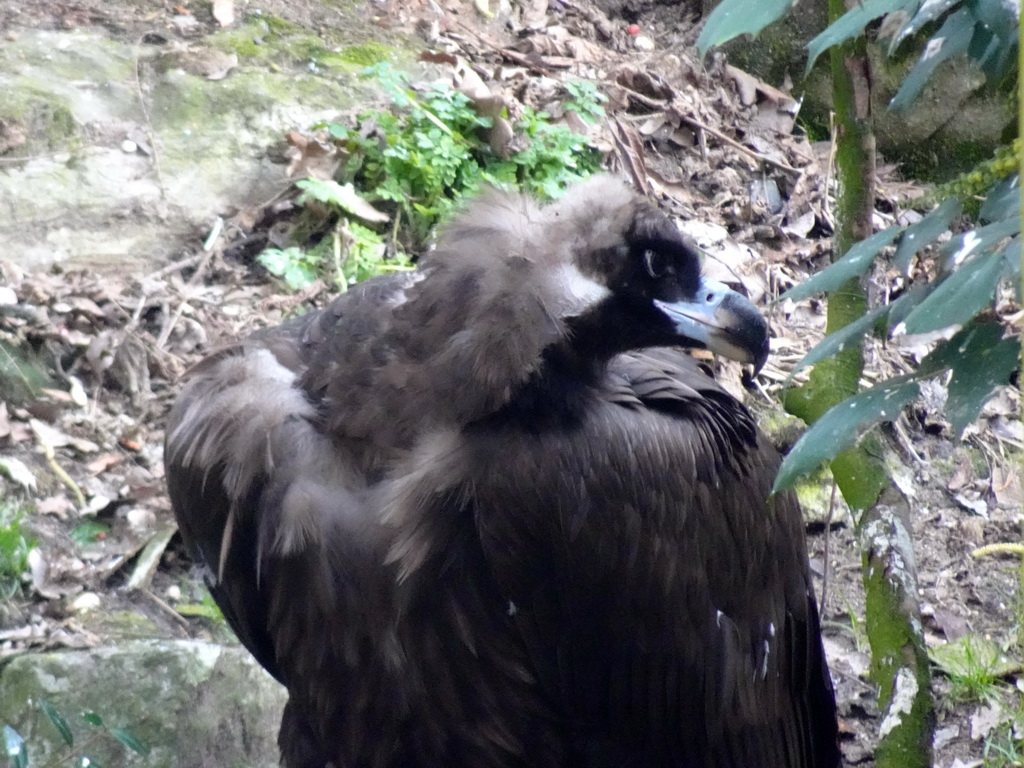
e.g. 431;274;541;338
643;249;672;279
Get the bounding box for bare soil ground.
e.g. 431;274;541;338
1;1;1020;767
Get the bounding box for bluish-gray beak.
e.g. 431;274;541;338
654;279;770;373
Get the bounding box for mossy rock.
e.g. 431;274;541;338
0;640;286;768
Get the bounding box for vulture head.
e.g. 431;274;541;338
540;176;768;369
424;175;769;382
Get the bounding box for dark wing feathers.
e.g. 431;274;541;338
383;347;838;768
165;325;411;767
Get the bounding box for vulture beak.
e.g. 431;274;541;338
654;279;770;373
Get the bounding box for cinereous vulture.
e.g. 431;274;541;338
165;175;840;768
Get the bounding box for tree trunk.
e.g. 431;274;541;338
783;2;935;765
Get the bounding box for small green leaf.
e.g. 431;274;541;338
695;0;792;59
900;250;1005;335
297;179;389;223
40;699;74;747
257;248;319;291
70;521;110;546
781;226;902;302
890;8;974;112
110;727;150;756
921;322;1019;436
81;711;104;727
3;725;28;768
773;378;920;493
806;0;907;72
893;196;962;272
326;123;349;140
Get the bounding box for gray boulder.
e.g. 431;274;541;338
0;639;287;768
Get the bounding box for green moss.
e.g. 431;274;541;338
259;14;303;34
335;42;391;67
149;68;362;140
44;103;78;144
216;33;263;59
210;23;322;66
87;609;162;641
0;91;81;154
794;467;843;524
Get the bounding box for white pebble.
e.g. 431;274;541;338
633;35;655;51
71;592;102;613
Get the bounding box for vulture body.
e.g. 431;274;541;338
165;176;840;768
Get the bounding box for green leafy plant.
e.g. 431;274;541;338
4;700;149;768
699;1;1017;762
328;63;602;247
257;246;321;291
257;64;603;292
697;0;1017;98
697;0;1020;499
563;79;608;124
0;502;35;601
984;725;1024;768
772;174;1019;492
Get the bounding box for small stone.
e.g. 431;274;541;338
165;584;182;601
71;592;101;613
0;286;16;305
958;517;985;545
126;507;156;531
633;34;655;51
120;139;138;153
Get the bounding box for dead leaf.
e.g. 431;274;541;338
30;419;99;454
992;462;1020;507
932;608;970;642
514;0;549;29
0;456;36;490
330;183;390;224
420;50;458;66
37;495;73;518
86;452;125;475
284;131;339;181
609;117;649;194
118;438;142;452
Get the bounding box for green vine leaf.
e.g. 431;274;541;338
695;0;791;60
774;377;920;494
781;226;901;302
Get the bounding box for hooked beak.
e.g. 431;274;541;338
654;279;770;373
